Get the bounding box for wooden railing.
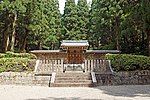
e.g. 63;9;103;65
84;59;113;73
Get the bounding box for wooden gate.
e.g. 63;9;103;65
67;49;84;64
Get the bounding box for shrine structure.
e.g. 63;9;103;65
31;40;119;87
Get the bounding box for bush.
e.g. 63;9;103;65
0;52;36;59
0;58;35;73
0;52;36;73
106;54;150;71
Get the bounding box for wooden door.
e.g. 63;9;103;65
67;49;83;64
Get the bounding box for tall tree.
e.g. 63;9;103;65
45;0;62;50
0;0;26;52
88;0;98;49
77;0;89;40
62;0;78;40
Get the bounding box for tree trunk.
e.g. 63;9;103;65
38;41;42;50
147;29;150;56
19;35;27;53
19;29;29;53
115;16;120;50
10;13;17;52
1;28;9;53
1;12;10;53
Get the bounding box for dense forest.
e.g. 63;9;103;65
0;0;150;56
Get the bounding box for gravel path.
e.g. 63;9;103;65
0;85;150;100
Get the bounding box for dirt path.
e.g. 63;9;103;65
0;85;150;100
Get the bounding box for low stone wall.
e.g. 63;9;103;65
95;74;114;85
113;70;150;85
0;70;149;86
95;70;150;86
0;72;51;86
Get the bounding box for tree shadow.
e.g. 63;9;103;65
94;85;150;97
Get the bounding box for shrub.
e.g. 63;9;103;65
0;52;36;73
0;58;35;73
106;54;150;71
0;52;36;59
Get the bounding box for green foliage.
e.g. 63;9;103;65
0;52;36;59
106;54;150;71
0;58;34;73
76;0;89;40
0;0;150;56
0;52;36;73
62;0;79;40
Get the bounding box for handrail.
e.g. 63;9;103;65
91;72;97;83
49;72;56;87
51;72;56;83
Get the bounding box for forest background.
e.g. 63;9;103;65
0;0;150;56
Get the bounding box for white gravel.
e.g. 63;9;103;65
0;85;150;100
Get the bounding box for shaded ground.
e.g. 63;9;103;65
0;85;150;100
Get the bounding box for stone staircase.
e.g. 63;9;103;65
50;72;94;87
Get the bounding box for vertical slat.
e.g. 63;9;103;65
95;59;98;72
50;59;52;72
61;59;63;72
100;60;102;72
103;60;105;72
52;59;54;72
98;59;101;72
84;60;87;72
87;60;90;72
46;59;48;72
98;59;100;72
54;59;57;72
91;59;94;71
93;59;96;71
48;59;50;72
57;59;60;72
42;59;45;72
86;60;88;71
104;60;108;72
104;60;106;72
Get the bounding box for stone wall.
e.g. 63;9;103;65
0;70;149;86
113;70;150;85
0;72;51;86
95;70;150;86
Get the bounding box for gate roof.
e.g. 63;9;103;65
60;40;89;49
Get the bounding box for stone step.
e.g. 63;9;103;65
55;80;92;83
34;76;51;81
50;72;94;87
50;83;93;87
55;77;92;80
57;71;91;75
56;74;91;77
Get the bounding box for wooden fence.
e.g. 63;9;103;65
35;59;64;74
34;59;113;74
84;59;113;73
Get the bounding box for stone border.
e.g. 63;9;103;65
0;72;51;86
0;70;150;86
